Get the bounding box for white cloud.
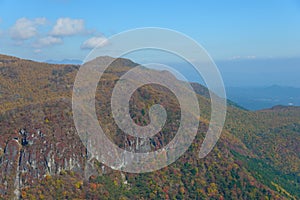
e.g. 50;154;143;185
229;55;257;60
33;36;63;48
34;49;42;53
34;18;47;25
81;36;108;49
10;17;47;40
246;55;256;59
51;18;85;36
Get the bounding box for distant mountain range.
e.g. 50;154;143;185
227;85;300;110
45;59;82;65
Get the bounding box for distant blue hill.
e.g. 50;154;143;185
45;59;82;65
226;85;300;110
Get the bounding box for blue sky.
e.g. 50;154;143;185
0;0;300;86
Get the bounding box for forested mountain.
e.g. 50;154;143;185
0;54;299;199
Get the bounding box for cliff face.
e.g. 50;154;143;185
0;54;299;199
0;55;155;198
0;99;87;198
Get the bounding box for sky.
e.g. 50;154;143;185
0;0;300;87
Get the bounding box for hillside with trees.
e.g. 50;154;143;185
0;54;299;199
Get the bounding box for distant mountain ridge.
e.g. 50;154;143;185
43;58;300;111
45;59;83;65
227;85;300;110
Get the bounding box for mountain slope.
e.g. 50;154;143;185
0;54;299;199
